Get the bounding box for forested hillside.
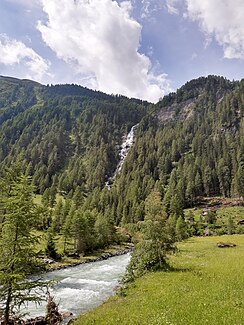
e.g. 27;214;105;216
0;75;243;251
107;75;244;224
0;75;149;194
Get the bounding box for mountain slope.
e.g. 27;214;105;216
0;75;243;226
0;76;149;195
106;76;244;223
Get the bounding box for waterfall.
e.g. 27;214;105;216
116;124;139;174
105;124;138;188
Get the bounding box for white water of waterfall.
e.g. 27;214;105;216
106;124;138;188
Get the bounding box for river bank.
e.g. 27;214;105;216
74;235;244;325
1;250;132;325
46;243;133;272
22;251;132;323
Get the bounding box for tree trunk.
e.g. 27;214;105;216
4;286;12;325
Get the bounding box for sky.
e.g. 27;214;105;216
0;0;243;103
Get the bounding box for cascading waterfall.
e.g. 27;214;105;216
106;124;138;188
116;124;139;174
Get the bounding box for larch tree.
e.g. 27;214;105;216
0;167;48;323
126;190;175;281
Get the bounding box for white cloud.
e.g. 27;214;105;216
185;0;244;59
37;0;171;102
166;0;179;15
138;0;164;20
140;0;151;19
0;34;50;81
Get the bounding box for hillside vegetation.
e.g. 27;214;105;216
0;74;244;323
75;235;244;325
108;76;244;224
0;76;244;253
0;75;149;194
0;75;243;256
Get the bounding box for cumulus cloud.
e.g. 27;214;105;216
37;0;171;102
185;0;244;59
0;34;50;81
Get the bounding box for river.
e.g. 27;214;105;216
22;253;131;321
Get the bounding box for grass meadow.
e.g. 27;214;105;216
75;234;244;325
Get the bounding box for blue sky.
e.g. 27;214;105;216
0;0;243;102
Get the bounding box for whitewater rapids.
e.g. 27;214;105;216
21;253;130;321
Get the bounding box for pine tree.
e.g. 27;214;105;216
126;191;175;280
52;198;63;233
45;230;58;260
95;213;113;248
62;202;76;254
237;164;244;199
0;168;48;323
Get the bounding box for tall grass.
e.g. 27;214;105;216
75;235;244;325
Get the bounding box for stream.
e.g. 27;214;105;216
22;253;131;321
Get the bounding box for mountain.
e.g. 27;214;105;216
110;75;244;223
0;75;243;225
0;76;149;195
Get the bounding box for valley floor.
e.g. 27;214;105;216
75;234;244;325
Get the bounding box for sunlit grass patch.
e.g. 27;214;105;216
75;235;244;325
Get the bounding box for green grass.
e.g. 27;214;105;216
185;205;244;223
33;230;67;256
75;235;244;325
185;205;244;234
217;206;244;223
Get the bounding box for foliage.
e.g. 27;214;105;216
105;76;244;224
45;230;59;260
185;205;244;236
0;75;244;279
126;191;175;281
0;166;47;323
1;76;243;230
0;76;148;197
175;215;188;240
